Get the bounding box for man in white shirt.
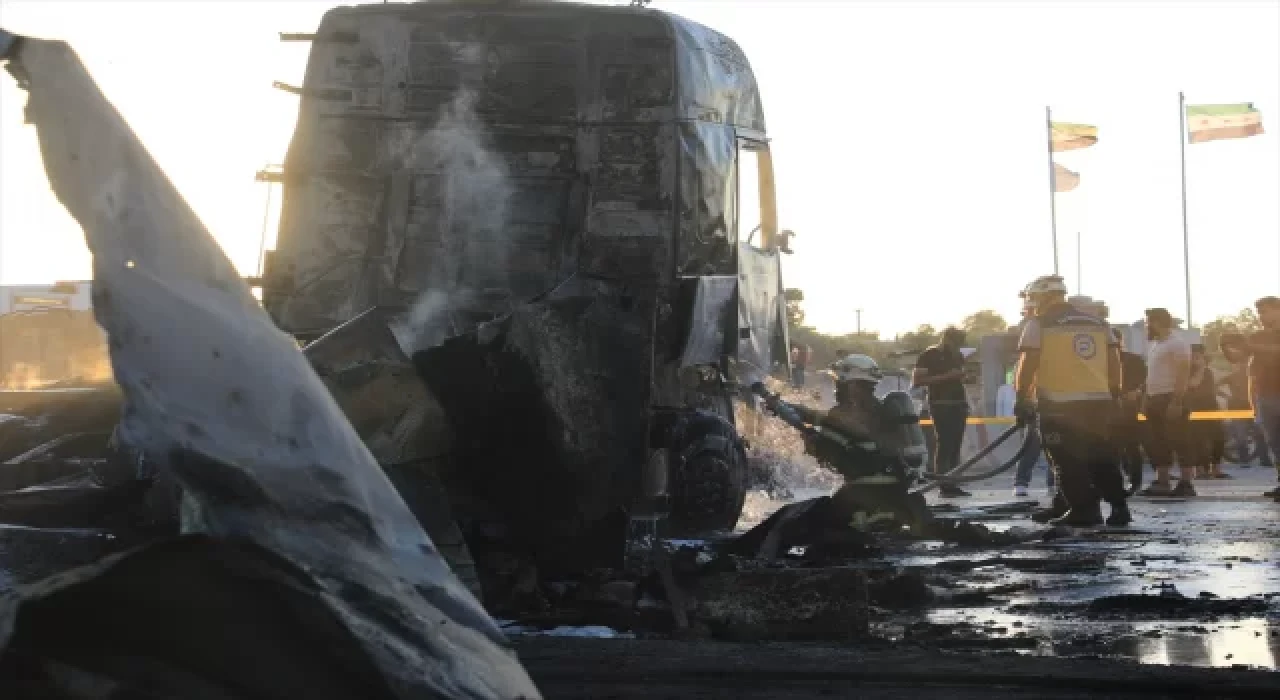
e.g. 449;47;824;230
1140;308;1194;497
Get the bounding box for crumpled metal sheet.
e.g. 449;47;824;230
736;243;786;377
680;276;737;368
676;121;739;278
3;35;539;699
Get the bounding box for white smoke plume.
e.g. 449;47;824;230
385;88;514;354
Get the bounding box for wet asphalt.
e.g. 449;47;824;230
738;464;1280;671
787;370;1280;669
922;466;1280;669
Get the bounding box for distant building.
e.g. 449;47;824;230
0;281;92;314
0;282;108;388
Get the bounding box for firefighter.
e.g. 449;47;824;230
1013;275;1131;526
759;353;930;527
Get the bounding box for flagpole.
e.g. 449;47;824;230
1046;106;1060;275
1179;91;1193;326
1077;231;1082;295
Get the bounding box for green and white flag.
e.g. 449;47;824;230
1186;103;1264;144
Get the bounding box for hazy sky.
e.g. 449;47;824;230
1;0;1277;335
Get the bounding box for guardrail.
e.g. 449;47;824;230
919;410;1255;426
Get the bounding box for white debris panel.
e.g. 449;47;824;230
4;34;539;699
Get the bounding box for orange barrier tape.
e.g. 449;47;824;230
919;410;1255;426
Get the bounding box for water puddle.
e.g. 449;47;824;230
925;602;1280;669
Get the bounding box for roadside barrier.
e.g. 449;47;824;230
920;410;1255;426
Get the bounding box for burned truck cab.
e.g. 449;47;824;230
263;1;788;574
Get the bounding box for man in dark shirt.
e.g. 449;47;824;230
1247;297;1280;499
1220;333;1273;470
912;327;971;497
1113;329;1148;492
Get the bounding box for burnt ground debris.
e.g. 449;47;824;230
4;388;1280;696
10;459;1280;682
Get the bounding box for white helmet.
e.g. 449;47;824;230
828;353;883;384
1020;275;1068;299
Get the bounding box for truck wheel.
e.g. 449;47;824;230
666;410;748;536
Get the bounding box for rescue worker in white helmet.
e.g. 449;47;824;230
1014;275;1131;526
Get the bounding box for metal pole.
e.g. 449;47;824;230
1179;92;1192;326
856;309;862;335
256;179;274;276
1046;106;1060;275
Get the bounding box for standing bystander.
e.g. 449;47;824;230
1187;344;1228;479
1113;329;1148;493
1246;297;1280;500
1139;308;1194;497
913;327;972;498
790;343;806;388
1218;333;1273;470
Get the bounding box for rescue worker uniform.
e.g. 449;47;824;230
1018;299;1129;525
782;353;928;527
790;357;886;471
793;386;881;454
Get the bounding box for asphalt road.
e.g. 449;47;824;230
517;638;1280;699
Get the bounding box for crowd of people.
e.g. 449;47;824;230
909;277;1280;528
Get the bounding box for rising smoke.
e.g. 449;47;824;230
385;88;514;354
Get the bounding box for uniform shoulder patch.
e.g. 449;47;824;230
1073;333;1098;359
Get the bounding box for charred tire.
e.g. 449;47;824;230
665;410;748;536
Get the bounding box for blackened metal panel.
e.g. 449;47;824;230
679;275;736;368
675;121;736;278
737;243;783;377
268;3;760;333
580;121;675;285
271;173;386;330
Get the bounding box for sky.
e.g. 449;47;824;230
0;0;1278;336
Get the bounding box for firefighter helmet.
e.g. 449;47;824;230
828;354;883;384
1020;275;1068;299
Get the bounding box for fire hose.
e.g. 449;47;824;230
909;421;1035;495
747;383;1036;496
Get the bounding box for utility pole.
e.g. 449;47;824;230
855;309;863;335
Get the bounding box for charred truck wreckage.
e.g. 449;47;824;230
0;2;799;605
268;0;793;586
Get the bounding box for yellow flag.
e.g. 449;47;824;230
1050;122;1098;152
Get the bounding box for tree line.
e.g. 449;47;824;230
785;287;1258;372
784;288;1009;372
